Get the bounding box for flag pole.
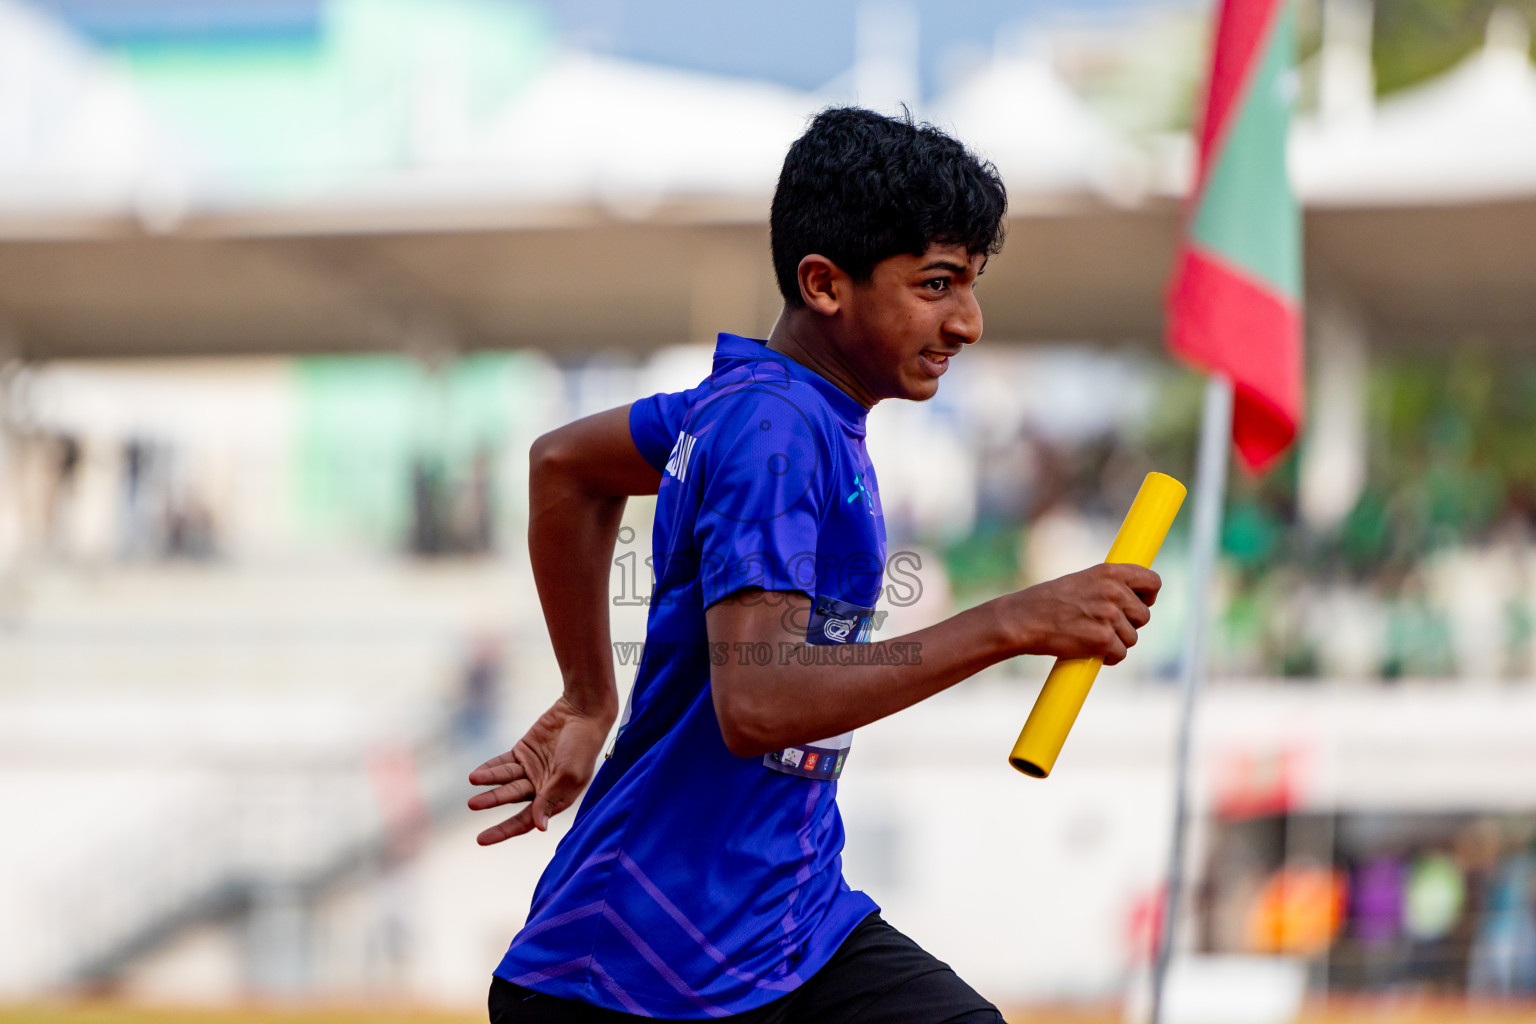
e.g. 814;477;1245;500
1148;372;1233;1024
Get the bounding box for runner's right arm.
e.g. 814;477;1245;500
469;404;661;843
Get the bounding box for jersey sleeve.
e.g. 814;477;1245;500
690;388;830;608
628;391;691;474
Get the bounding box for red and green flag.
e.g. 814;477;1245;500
1168;0;1304;473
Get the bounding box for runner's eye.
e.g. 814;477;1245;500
922;278;949;293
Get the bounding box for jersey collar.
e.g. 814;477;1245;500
712;333;869;434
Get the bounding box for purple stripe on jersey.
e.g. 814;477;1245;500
590;960;650;1016
528;850;619;918
516;901;603;944
506;955;592;988
602;906;731;1017
753;970;807;994
775;784;822;957
618;853;760;985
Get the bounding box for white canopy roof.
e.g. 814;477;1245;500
10;2;1536;222
1294;10;1536;205
4;4;1536;360
274;50;827;225
0;0;182;223
932;53;1147;204
0;1;1139;228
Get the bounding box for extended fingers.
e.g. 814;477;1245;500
532;794;554;832
531;773;584;830
477;806;539;846
471;769;583;839
467;777;535;811
469;757;528;787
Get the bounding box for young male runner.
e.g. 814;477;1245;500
471;107;1161;1023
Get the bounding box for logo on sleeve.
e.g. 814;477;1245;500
822;617;855;642
803;753;819;771
664;431;698;482
779;748;803;768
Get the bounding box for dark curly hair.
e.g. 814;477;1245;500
770;106;1007;308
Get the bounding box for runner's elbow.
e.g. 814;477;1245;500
529;430;571;483
713;683;775;758
721;727;766;760
529;428;603;505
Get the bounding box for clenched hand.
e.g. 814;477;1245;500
1005;563;1161;665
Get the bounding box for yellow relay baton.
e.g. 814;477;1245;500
1009;471;1187;779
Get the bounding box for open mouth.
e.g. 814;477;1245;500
918;351;953;377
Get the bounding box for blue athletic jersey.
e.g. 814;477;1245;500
494;333;887;1018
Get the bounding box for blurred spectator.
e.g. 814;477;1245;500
409;456;450;557
1208;812;1536;997
1402;850;1468;989
1353;855;1406;946
49;433;80;552
453;637;504;755
1244;862;1348;956
410;447;499;558
1469;848;1536;995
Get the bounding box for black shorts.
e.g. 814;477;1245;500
488;912;1003;1024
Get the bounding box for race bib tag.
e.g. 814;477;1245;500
764;738;850;779
762;595;876;780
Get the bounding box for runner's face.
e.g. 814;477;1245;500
841;242;985;403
